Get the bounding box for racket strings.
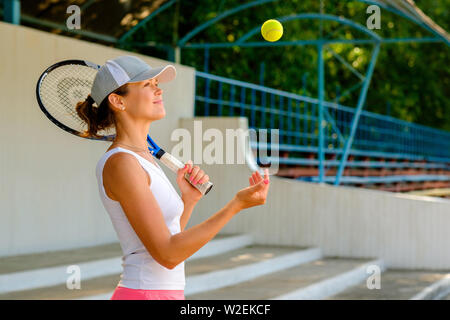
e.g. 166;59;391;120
56;77;91;120
39;64;116;138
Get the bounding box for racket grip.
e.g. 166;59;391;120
159;152;214;195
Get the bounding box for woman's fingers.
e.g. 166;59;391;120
185;160;193;174
198;175;209;184
182;161;211;185
189;165;200;181
263;168;270;184
253;170;269;184
254;171;263;183
190;166;208;185
248;170;270;188
179;161;191;178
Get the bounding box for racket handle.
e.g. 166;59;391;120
159;152;213;195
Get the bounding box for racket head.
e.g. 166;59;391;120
36;59;116;141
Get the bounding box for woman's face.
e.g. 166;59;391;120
120;77;165;120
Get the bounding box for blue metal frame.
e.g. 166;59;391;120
118;0;178;44
6;0;448;187
358;0;450;45
236;13;381;44
3;0;20;25
5;0;447;47
194;71;450;170
318;43;325;182
178;2;448;186
80;0;96;11
178;0;277;47
334;43;381;185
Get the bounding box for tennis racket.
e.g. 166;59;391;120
35;59;213;195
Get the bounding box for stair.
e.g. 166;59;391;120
1;233;448;300
186;258;380;300
327;270;450;300
0;233;253;299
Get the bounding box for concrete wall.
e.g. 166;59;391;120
0;22;196;256
180;117;450;270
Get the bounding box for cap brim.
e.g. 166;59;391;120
128;65;176;83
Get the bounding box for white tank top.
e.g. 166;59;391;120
95;147;185;290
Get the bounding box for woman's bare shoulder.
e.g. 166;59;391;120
103;152;151;200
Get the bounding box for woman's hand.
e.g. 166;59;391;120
176;160;209;204
234;169;270;211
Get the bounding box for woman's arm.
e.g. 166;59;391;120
179;199;196;232
167;169;269;268
104;153;269;270
167;197;241;267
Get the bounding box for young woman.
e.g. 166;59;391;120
76;55;270;300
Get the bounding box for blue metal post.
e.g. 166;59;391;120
218;82;223;116
240;87;246;117
334;43;381;185
287;98;292;144
229;85;235;116
259;62;265;86
251;89;256;127
302;73;309;146
167;47;175;62
302;73;308;95
259;62;265;128
261;91;266;128
270;94;275;128
304;101;308;146
203;47;209;72
295;100;300;144
4;0;20;24
204;47;210;116
318;44;325;183
279;96;284;144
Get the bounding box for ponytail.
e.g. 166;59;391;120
76;84;129;138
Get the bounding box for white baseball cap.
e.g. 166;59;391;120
91;55;176;106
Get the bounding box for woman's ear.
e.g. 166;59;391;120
108;93;126;111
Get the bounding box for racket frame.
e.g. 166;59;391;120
36;59;213;195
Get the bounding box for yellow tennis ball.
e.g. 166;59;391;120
261;19;283;42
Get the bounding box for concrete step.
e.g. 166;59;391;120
82;245;320;300
186;257;379;300
0;233;253;296
411;273;450;300
0;243;122;275
184;246;320;297
0;274;120;300
327;270;450;300
0;241;320;300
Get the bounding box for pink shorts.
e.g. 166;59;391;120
110;286;185;300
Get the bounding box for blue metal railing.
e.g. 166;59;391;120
194;71;450;178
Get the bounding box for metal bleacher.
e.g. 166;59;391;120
194;71;450;194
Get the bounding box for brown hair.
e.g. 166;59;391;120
76;84;129;138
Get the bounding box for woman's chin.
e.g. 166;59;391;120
152;110;166;120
